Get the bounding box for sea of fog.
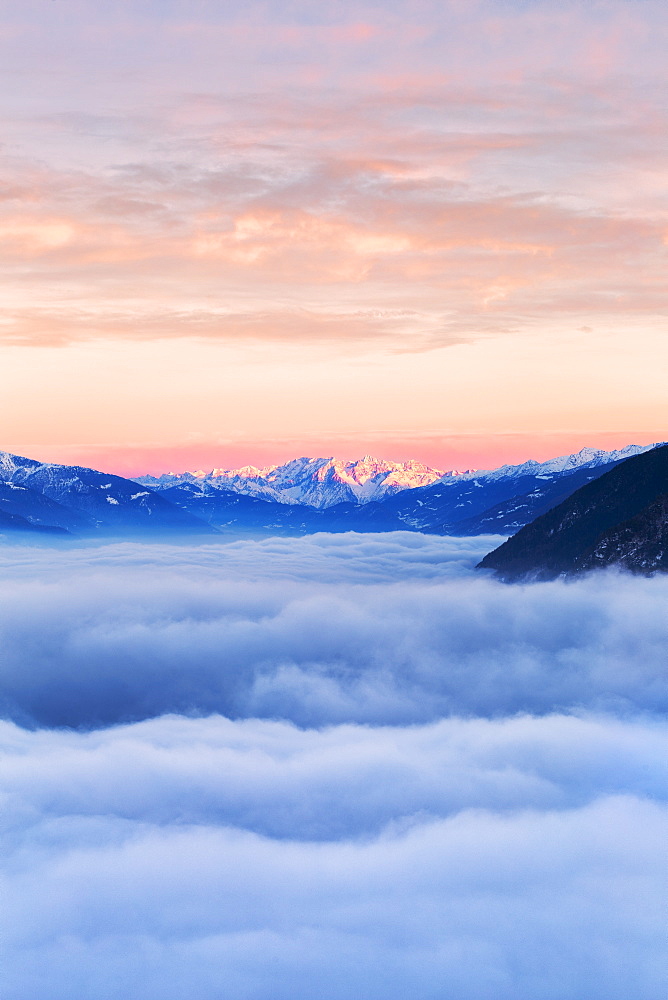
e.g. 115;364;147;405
1;531;666;1000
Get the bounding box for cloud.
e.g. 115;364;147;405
2;713;666;999
1;52;666;353
0;534;666;728
4;711;666;841
1;533;666;998
1;123;665;352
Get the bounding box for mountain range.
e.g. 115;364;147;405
142;444;656;534
137;456;474;508
136;449;647;511
0;443;660;542
0;452;211;537
478;444;668;580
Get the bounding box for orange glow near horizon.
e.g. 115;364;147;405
14;430;662;481
0;1;666;472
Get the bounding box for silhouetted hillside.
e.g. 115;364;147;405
478;445;668;581
575;494;667;574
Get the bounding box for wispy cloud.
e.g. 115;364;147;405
0;1;665;354
1;0;665;469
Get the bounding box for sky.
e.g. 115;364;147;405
2;535;667;998
0;0;666;474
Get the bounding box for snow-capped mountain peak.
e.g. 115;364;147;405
134;443;662;510
0;442;663;538
138;455;448;508
469;443;657;483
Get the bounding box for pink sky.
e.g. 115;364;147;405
0;0;665;474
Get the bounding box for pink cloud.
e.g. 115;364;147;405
0;135;664;352
0;0;665;458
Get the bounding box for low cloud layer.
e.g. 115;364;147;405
2;534;666;998
4;711;666;843
0;535;666;728
3;712;667;1000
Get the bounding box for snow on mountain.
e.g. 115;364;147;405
0;452;41;480
478;444;668;580
0;452;214;535
138;456;468;509
444;444;656;485
138;445;660;510
384;443;663;533
3;443;660;539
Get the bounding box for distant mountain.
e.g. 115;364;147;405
138;455;464;508
576;494;668;574
152;482;406;534
477;445;668;581
444;464;625;535
0;479;90;533
1;444;661;541
139;445;654;521
140;444;659;537
0;453;214;537
377;445;656;533
0;506;70;536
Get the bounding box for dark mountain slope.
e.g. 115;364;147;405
575;494;668;574
156;483;324;534
1;453;215;537
441;464;618;536
316;500;405;532
0;480;91;532
477;444;668;581
0;508;70;535
379;459;634;533
156;483;406;534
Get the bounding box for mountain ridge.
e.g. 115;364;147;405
0;452;215;537
137;455;465;508
0;442;662;541
136;444;653;510
477;445;668;580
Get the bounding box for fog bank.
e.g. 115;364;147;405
0;536;665;728
2;534;666;999
3;712;666;1000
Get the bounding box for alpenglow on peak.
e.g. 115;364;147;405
137;455;474;508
